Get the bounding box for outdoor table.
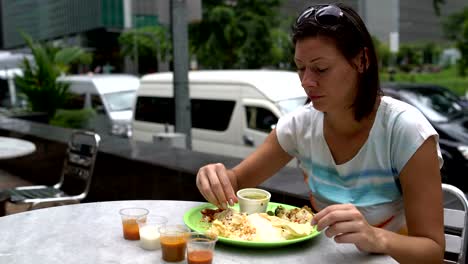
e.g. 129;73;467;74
0;200;398;264
0;136;36;159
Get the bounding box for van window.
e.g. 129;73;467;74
91;94;105;113
134;97;174;124
102;91;135;111
0;79;9;107
245;106;278;133
64;93;86;110
134;96;235;131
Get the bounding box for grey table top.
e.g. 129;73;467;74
0;136;36;159
0;200;397;264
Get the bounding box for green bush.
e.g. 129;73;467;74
381;66;468;95
49;108;96;129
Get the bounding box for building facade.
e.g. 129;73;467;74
0;0;201;73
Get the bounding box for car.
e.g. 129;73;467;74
381;82;468;191
460;95;468;109
58;74;139;138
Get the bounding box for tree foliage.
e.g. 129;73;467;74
433;0;446;16
443;7;468;76
372;36;391;69
118;26;171;63
15;32;92;118
189;0;290;69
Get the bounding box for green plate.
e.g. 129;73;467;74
183;202;320;248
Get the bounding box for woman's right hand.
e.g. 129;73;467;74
196;163;238;209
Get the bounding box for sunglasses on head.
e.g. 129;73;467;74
296;5;344;26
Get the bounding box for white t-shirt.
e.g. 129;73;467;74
276;96;443;232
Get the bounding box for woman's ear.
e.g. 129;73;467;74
354;47;370;73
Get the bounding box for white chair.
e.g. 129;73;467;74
443;183;468;264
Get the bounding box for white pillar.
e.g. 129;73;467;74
7;74;16;107
123;0;132;28
123;0;136;74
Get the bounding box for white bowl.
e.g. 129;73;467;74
236;188;271;215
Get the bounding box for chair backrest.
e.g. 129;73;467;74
55;130;100;200
443;183;468;264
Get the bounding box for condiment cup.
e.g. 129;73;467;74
237;188;271;214
119;207;149;240
137;215;168;250
186;232;218;264
159;225;191;263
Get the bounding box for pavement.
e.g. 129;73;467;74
0;169;32;215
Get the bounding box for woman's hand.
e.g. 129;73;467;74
312;204;385;253
196;163;238;209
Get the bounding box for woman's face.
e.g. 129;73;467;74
294;36;360;114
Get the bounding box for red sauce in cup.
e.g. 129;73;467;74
188;250;213;264
160;236;187;262
122;219;140;240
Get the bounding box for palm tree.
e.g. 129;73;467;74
15;32;92;119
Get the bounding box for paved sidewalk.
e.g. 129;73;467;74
0;169;32;215
0;169;32;189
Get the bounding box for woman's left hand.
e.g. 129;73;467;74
312;204;385;253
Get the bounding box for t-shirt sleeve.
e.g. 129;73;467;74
391;107;443;175
275;111;300;157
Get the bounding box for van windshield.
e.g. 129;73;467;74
102;91;136;112
277;97;308;114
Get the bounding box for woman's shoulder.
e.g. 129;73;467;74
284;102;321;119
379;96;426;123
277;103;321;133
378;96;436;136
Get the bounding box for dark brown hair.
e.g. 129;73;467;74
292;3;381;121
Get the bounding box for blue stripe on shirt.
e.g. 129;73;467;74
300;160;401;206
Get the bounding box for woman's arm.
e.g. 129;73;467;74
196;129;293;208
378;135;445;263
232;129;294;189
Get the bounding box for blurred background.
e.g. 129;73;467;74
0;0;467;192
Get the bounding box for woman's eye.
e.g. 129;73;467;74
317;68;328;73
297;67;305;73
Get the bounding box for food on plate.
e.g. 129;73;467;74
200;208;224;223
272;205;314;224
201;205;314;241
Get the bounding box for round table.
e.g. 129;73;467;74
0;200;397;264
0;136;36;159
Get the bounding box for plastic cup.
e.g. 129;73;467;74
159;225;191;263
119;207;149;240
237;188;271;214
137;215;168;250
186;232;218;264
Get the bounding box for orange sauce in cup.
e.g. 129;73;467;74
188;250;213;264
160;236;187;262
122;219;140;240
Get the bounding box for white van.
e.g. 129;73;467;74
58;74;139;137
132;70;307;159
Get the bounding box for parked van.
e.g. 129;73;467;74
132;70;307;159
58;74;139;137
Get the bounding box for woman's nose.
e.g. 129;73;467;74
301;69;318;88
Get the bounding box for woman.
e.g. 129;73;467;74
196;3;444;263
